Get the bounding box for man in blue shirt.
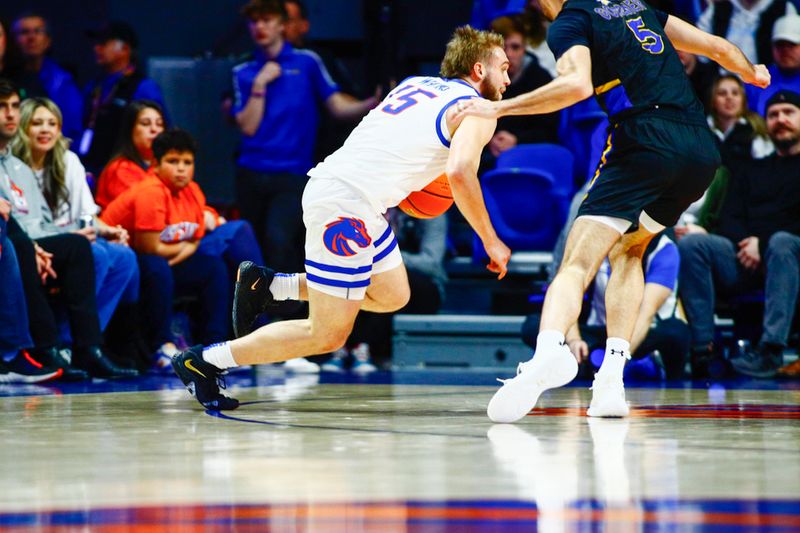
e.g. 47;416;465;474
746;13;800;115
232;0;376;272
12;13;83;142
81;21;168;175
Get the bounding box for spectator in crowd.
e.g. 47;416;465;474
95;100;165;208
323;210;449;372
101;129;264;368
0;78;136;379
747;12;800;114
282;0;366;160
679;90;800;379
0;19;24;83
81;22;168;176
676;48;719;112
524;0;557;77
11;97;142;362
708;74;774;162
696;0;796;66
529;191;690;380
11;12;83;142
0;199;64;383
481;14;558;171
232;0;376;272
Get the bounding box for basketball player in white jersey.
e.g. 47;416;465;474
172;26;513;410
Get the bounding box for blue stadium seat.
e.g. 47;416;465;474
475;144;575;256
559;99;608;185
494;143;575;198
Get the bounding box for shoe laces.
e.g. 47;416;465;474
216;371;229;390
497;360;535;384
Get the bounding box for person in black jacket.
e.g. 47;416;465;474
480;14;559;172
679;90;800;378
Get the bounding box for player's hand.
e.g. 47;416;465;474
484;239;511;280
737;236;760;270
455;98;501;121
745;64;771;89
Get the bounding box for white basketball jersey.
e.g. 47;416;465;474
308;76;481;213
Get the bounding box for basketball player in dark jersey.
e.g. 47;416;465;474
459;0;771;422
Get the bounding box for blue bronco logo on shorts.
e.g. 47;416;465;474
323;217;372;257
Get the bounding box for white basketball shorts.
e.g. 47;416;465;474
302;178;402;300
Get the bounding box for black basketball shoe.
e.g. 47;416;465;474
172;345;239;410
233;261;276;338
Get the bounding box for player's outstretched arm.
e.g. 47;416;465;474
457;45;593;120
664;16;770;88
445;115;510;279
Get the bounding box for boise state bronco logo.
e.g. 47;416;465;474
323;217;372;257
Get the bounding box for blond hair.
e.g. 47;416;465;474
440;25;504;79
11;97;71;214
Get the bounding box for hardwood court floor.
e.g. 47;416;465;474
0;369;798;531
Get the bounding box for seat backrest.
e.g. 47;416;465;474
478;167;570;252
585;120;612;183
495;143;575;198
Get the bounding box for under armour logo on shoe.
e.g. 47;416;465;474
610;349;626;356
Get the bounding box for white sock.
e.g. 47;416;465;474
535;330;566;359
202;342;238;369
598;337;630;378
269;273;300;301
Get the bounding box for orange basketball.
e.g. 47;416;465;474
398;173;454;219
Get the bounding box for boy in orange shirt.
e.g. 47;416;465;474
102;129;263;369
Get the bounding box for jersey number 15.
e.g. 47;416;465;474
626;17;665;55
382;86;437;115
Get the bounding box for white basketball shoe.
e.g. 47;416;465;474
587;372;629;417
487;344;578;423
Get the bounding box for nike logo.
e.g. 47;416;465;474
184;359;207;378
251;277;261;291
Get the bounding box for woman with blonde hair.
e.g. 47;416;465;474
708;74;773;162
11;97;144;370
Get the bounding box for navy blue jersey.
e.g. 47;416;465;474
547;0;705;123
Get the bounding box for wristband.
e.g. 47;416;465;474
251;90;266;98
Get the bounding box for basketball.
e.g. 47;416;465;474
398;173;454;219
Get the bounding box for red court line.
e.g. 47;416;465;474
14;503;800;529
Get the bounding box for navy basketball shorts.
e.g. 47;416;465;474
578;112;721;229
302;177;403;300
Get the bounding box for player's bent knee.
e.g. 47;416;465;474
314;328;352;353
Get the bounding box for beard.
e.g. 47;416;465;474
479;78;502;101
771;128;800;152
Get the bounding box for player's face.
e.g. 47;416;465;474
479;46;511;101
132;107;165;159
249;13;284;48
504;32;526;78
26;105;61;156
712;79;744;120
772;41;800;71
766;103;800;149
156;149;195;191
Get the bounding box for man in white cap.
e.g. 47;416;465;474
747;11;800;114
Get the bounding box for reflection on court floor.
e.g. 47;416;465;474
0;369;798;531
